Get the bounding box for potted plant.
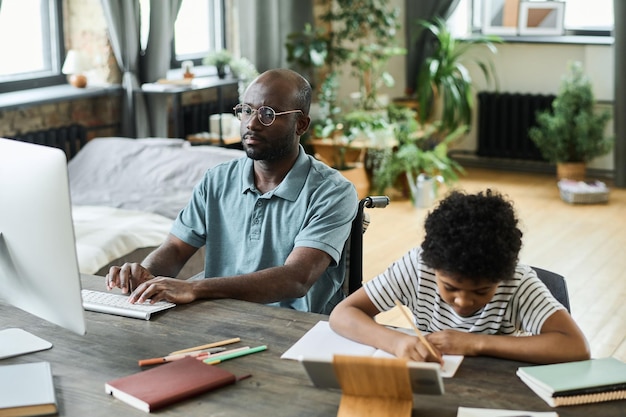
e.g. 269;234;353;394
415;17;501;133
372;104;467;206
203;49;232;79
529;61;614;180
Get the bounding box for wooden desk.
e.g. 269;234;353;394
1;275;624;416
141;77;239;138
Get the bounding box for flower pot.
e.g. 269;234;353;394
557;162;586;181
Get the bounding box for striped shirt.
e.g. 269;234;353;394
364;247;565;335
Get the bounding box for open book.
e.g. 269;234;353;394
281;320;463;378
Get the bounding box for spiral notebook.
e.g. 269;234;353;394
516;357;626;407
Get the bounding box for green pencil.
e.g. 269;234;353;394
203;345;267;365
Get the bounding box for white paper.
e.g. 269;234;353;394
457;407;558;417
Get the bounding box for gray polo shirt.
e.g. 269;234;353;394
171;145;358;314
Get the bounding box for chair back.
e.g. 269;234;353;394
531;266;571;313
344;196;390;296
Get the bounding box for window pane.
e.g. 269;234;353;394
174;0;224;61
0;0;52;78
563;0;613;30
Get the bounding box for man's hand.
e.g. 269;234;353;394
128;277;197;305
106;263;154;294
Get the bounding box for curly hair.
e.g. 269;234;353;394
420;189;522;283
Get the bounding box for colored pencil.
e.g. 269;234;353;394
203;345;267;365
138;347;227;366
168;337;241;355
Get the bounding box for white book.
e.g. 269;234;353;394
281;320;463;378
0;361;57;416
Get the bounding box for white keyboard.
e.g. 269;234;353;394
81;289;176;320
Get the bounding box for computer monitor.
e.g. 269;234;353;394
0;138;86;359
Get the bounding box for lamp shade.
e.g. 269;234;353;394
62;50;87;75
62;50;88;88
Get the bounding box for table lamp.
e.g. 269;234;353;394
62;50;88;88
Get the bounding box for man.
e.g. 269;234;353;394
106;68;358;314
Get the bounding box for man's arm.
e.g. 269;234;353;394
128;246;332;305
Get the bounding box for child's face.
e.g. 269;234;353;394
435;271;499;317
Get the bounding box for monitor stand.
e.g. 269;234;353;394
0;328;52;360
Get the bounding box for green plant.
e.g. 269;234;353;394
202;49;233;67
529;61;613;163
228;57;259;98
416;17;501;132
372;105;467;195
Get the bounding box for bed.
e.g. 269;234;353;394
66;137;245;278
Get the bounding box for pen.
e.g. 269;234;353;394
168;337;241;355
138;347;227;366
196;346;250;361
203;345;268;365
394;300;440;361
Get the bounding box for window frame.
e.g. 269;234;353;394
0;0;66;93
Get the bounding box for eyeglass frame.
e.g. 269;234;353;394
233;103;304;126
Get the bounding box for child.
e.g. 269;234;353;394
329;190;590;364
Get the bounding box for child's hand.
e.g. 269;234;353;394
392;334;443;364
427;329;480;356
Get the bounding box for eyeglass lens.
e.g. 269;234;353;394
234;104;276;126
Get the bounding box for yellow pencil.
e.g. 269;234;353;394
168;337;241;355
394;299;440;359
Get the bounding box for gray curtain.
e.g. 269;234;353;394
237;0;313;72
404;0;459;95
614;0;625;187
100;0;148;138
142;0;183;83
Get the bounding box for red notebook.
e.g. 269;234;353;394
105;356;237;412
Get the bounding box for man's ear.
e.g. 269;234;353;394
296;115;311;136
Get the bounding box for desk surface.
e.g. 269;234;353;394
1;275;624;416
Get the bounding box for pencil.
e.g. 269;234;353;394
168;337;241;355
394;299;440;360
203;345;267;365
138;347;227;366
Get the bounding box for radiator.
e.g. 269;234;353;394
11;124;87;160
477;92;555;161
182;102;218;137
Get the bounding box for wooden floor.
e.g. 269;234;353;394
361;167;626;362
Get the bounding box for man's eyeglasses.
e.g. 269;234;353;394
233;104;303;126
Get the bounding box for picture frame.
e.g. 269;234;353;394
482;0;520;36
518;1;565;36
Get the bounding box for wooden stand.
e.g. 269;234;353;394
332;355;413;417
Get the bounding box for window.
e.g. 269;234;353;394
0;0;65;93
139;0;226;70
451;0;614;38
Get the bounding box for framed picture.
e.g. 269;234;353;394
518;1;565;36
482;0;520;36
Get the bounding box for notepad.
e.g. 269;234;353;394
281;320;463;378
105;356;237;412
0;361;57;417
516;357;626;407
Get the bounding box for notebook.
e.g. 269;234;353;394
516;357;626;407
82;289;175;320
457;407;557;417
0;361;57;417
105;356;238;412
281;320;464;378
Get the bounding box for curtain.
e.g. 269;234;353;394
100;0;147;138
142;0;182;83
614;0;625;187
404;0;459;95
236;0;313;72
